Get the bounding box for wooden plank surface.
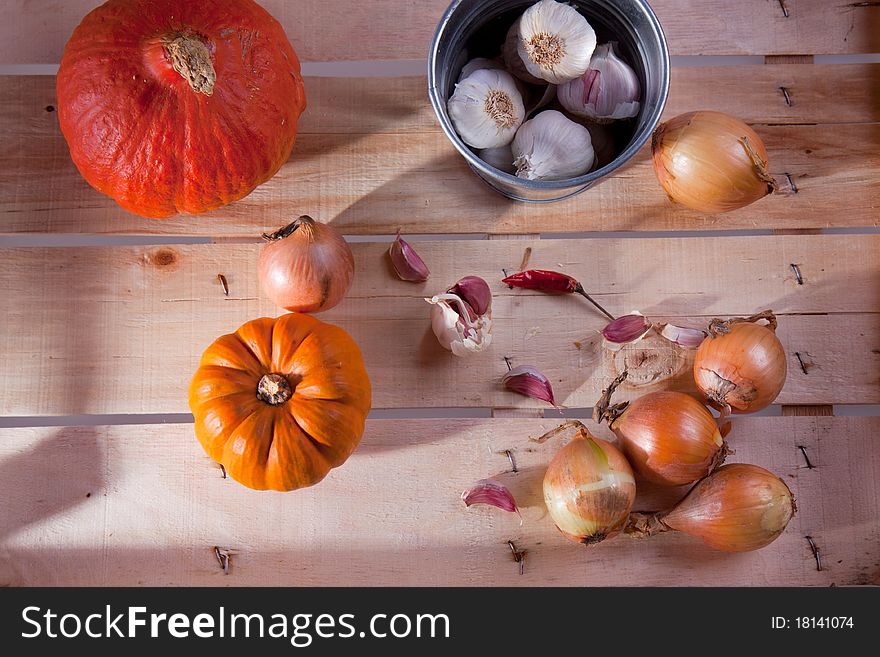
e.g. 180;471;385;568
1;0;878;65
3;70;879;236
1;417;877;586
1;235;877;415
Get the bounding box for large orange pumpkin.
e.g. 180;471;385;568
189;315;371;491
56;0;306;218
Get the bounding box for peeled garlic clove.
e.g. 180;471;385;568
503;19;545;85
448;68;526;149
660;323;707;348
503;365;557;406
558;43;641;122
512;110;595;181
461;479;521;519
478;144;515;174
517;0;597;84
602;312;652;347
459;57;505;83
388;233;430;283
448;275;492;316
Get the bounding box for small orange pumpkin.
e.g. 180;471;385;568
189;314;371;491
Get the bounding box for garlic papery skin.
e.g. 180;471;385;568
512;110;595;181
558;44;641;122
447;69;526;149
503;19;545;84
459;57;505;83
426;293;493;356
517;0;597;84
478;144;515;174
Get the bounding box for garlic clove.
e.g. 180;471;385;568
512;110;595;181
459;57;506;83
558;43;641;122
462;479;522;520
426;290;493;357
602;312;652;347
448;275;492;316
660;323;707;348
478;144;515;174
517;0;597;84
447;68;526;149
502;364;557;406
388;233;430;283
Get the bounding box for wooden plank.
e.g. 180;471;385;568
1;236;877;415
1;0;878;64
3;70;879;236
1;417;876;586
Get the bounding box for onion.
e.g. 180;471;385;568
627;463;796;552
594;373;727;486
258;215;354;313
651;111;778;213
541;421;636;545
694;310;787;414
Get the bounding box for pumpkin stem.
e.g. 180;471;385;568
261;215;316;241
257;374;293;406
164;34;216;96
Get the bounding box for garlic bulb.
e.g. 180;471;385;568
516;0;597;84
512;110;595;181
503;19;545;84
478;144;515;173
558;43;640;122
459;57;505;82
447;69;526;149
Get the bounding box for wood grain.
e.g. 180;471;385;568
3;70;879;236
1;417;876;586
1;236;876;415
1;0;878;65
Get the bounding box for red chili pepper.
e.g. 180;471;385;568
502;269;579;294
502;269;615;321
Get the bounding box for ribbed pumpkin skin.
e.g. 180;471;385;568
189;315;371;492
56;0;306;218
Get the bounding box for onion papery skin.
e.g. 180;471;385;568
662;463;796;552
651;111;776;214
258;217;354;313
612;392;724;486
694;322;787;413
543;434;636;545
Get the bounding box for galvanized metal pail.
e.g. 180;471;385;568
428;0;670;202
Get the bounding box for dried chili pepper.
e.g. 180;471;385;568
502;269;614;320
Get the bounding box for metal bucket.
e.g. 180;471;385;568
428;0;669;202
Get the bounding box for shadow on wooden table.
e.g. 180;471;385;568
0;427;105;543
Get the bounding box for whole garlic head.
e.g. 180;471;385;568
512;110;595;181
458;57;505;83
557;43;641;122
478;144;515;174
447;69;525;149
517;0;597;84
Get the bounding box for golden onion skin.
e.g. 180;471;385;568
694;322;787;413
652;111;776;214
612;392;724;486
543;434;636;545
662;463;796;552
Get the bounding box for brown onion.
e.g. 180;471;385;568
694;310;787;414
594;373;727;486
627;463;796;552
541;421;636;545
652;111;777;213
259;215;354;313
